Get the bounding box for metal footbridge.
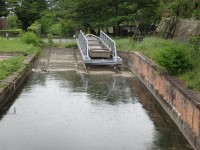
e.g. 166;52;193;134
77;30;122;65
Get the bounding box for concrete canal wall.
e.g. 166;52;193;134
119;51;200;150
0;55;36;108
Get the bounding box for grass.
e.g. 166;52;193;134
116;37;200;92
0;37;41;54
0;56;26;81
65;42;77;48
116;37;181;60
180;68;200;92
180;51;200;92
0;36;42;83
115;37;135;51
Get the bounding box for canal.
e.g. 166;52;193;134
0;48;193;150
0;71;192;150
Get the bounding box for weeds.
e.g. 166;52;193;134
0;37;41;54
0;56;25;81
115;37;135;51
116;37;200;92
65;42;77;48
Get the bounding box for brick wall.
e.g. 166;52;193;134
119;51;200;150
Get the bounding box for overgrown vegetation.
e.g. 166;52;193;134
0;33;43;82
0;37;40;54
20;32;43;47
116;37;183;60
65;42;77;48
0;56;25;81
116;37;200;91
156;45;192;75
115;38;135;51
180;34;200;91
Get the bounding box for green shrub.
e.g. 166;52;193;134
6;15;18;29
156;45;192;75
50;23;64;37
28;22;41;35
20;32;43;46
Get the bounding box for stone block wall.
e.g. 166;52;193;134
156;18;200;42
119;51;200;150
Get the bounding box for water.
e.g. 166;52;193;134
0;71;192;150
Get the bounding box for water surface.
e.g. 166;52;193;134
0;71;192;150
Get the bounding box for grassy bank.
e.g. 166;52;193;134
116;37;183;60
0;33;42;82
116;37;200;92
0;56;25;81
0;37;40;54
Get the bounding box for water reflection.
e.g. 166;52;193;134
0;71;193;150
127;78;192;150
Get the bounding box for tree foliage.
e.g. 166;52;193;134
4;0;198;34
57;0;160;35
0;0;9;17
7;0;48;31
159;0;200;18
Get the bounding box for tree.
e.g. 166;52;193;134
159;0;200;18
61;0;160;35
6;14;18;29
7;0;48;31
40;0;160;36
0;0;8;17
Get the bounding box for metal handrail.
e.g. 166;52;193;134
100;30;117;58
77;30;89;58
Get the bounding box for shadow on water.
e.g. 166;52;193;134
36;71;192;149
127;77;192;150
0;77;30;120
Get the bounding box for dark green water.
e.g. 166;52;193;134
0;71;192;150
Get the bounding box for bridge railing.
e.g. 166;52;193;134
100;31;117;58
77;30;89;58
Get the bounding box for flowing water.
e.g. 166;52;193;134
0;71;192;150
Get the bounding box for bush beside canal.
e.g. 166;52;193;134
116;36;200;92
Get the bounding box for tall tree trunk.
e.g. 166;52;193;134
113;26;116;37
97;28;100;36
21;21;30;31
89;27;97;35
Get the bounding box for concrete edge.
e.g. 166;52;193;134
119;51;200;150
0;54;36;108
